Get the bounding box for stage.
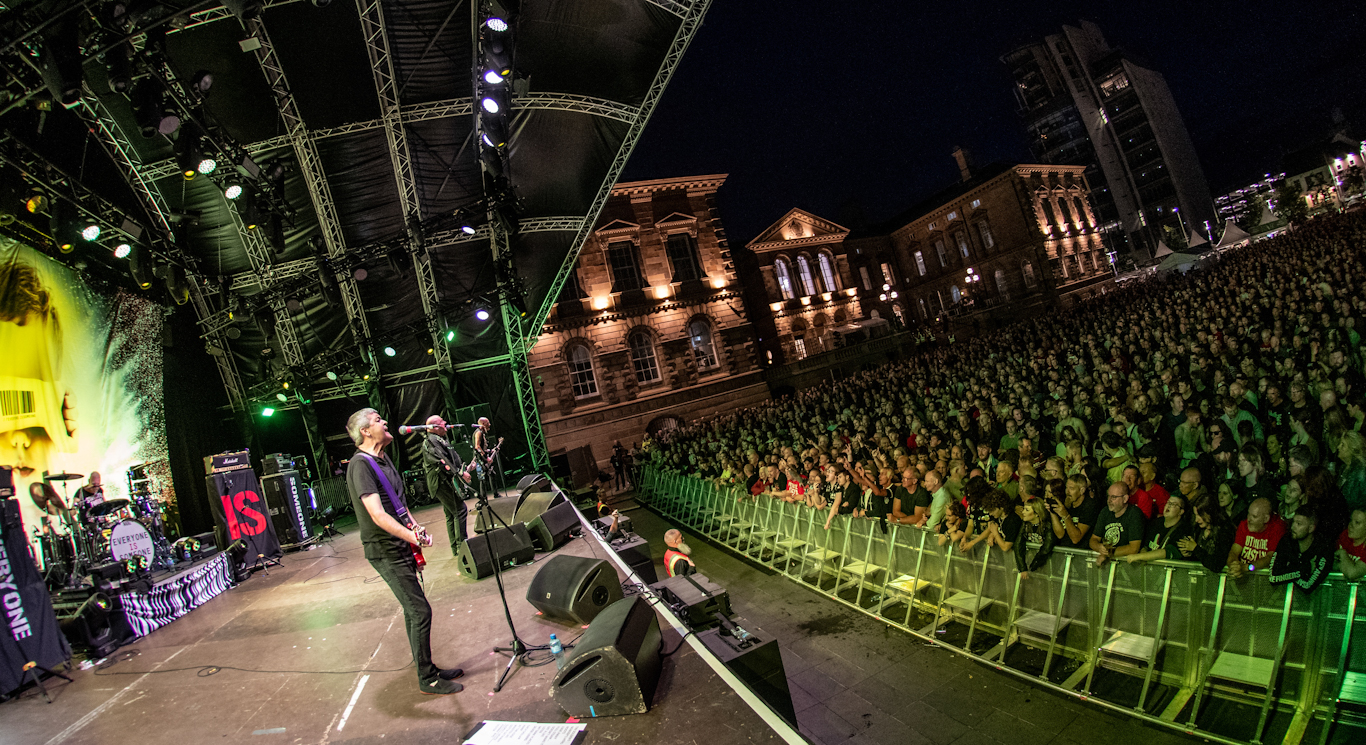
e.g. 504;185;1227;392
1;494;785;745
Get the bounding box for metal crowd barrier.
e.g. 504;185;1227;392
637;466;1366;745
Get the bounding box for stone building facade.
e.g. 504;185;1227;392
531;175;766;467
744;209;866;363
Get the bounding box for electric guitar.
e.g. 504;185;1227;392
471;437;505;480
409;522;432;570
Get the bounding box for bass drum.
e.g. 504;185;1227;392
109;519;156;564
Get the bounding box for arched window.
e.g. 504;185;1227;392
956;233;970;259
628;332;660;384
892;305;905;326
774;258;794;300
818;253;839;292
994;268;1007;295
950;285;961;304
1022;260;1037;289
567;345;598;399
918;298;927;318
689;320;718;370
796;255;817;296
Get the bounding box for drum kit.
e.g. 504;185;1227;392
30;472;176;589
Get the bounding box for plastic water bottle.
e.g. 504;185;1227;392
549;634;565;669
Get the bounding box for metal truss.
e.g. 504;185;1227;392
357;0;449;372
645;0;698;17
493;219;549;472
526;0;715;348
71;97;251;408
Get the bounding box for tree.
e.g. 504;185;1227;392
1273;180;1309;226
1236;195;1266;232
1161;224;1187;250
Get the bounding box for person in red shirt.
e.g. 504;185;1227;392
1137;461;1170;516
1121;465;1155;519
1336;507;1366;581
1227;498;1287;579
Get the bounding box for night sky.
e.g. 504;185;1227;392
621;1;1366;245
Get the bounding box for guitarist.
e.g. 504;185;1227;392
420;415;472;557
345;408;464;696
473;417;498;494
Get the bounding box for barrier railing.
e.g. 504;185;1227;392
638;466;1366;745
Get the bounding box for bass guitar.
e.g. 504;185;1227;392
472;437;505;480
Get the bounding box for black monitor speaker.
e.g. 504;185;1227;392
526;499;580;552
514;488;565;525
526;555;624;625
456;523;535;580
550;596;662;717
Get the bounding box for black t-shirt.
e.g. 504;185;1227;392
1000;512;1024;544
1093;505;1146;549
838;484;859;514
1056;496;1101;549
1143;517;1190;559
347;450;411;561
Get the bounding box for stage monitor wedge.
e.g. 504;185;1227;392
456;523;535;580
550;596;662;717
514;489;565;525
527;499;579;552
526;555;624;625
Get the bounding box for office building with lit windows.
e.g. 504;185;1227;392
1003;21;1215;255
531;175;765;467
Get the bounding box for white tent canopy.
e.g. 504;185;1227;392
1153;241;1174;258
1216;219;1253;249
1187;229;1209;248
1157;251;1202;272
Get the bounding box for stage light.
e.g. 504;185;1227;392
484;69;504;85
326;370;338;381
191;70;214;94
129;247;153;289
114;243;132;259
383;346;396;357
486;17;508;32
445;329;456;342
105;46;133;94
81;224;101;241
25;191;48;213
461;224;477;235
474;308;490;322
223;181;242;199
276;393;288;402
427;347;434;355
197;157;217;175
39;19;84;107
481;116;508;148
261;407;275;417
166;264;190;305
481;97;500;114
224;0;263;21
282;381;290;389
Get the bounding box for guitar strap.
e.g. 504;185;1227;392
360;452;411;527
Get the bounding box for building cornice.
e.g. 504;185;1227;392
611;174;729;197
748;232;850;253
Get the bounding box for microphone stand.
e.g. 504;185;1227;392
473;487;546;692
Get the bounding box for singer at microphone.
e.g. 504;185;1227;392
418;415;471;558
399;423;465;434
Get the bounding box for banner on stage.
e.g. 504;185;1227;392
208;469;282;568
0;500;69;695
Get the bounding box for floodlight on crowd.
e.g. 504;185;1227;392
474;308;490;322
383;346;396;357
486;17;508;32
224;181;243;199
261;406;275;417
114;243;132;259
481;96;500;114
81;223;101;241
197;157;217;175
484;69;504;85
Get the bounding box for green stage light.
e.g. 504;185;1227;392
445;329;455;342
261;407;275;417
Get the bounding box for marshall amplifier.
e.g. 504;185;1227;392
205;450;251;475
260;470;312;545
262;453;296;476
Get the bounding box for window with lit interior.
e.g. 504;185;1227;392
628;332;660;384
665;233;703;282
818;253;838;292
607;241;644;292
796;255;818;296
774;257;795;300
689;320;719;370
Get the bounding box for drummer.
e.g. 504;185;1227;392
79;471;105;514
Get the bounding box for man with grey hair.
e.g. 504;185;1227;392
420;414;471;558
345;408;464;695
663;528;695;578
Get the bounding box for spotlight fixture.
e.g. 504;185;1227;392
197;157;217;175
224;181;243;200
383;346;396;357
104;46;133;94
25;191;48;214
325;370;338;381
445;329;456;342
276;393;287;402
481;96;500;114
486;17;508;32
132;81;179;138
474;308;490;322
81;223;101;241
191;70;214;94
461;224;477;235
261;406;275;417
129;247;154;289
114;243;132;259
484;69;504;85
282;381;290;389
39;19;84;107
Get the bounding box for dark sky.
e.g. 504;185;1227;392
621;1;1366;246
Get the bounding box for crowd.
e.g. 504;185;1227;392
649;210;1366;594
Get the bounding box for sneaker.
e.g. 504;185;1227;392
438;667;464;680
420;677;463;695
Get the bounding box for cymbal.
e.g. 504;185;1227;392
87;498;131;518
27;482;69;515
44;472;85;481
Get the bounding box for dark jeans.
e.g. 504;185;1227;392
433;486;469;556
370;553;440;683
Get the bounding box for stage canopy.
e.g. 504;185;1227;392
1;0;712;471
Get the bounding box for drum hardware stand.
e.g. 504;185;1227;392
474;489;547;692
18;660;72;704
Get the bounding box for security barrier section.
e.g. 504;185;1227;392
639;467;1366;745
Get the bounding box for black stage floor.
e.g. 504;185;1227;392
1;493;785;745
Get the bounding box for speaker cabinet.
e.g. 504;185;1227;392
526;555;624;625
550;596;662;717
611;533;657;584
456;524;535;580
527;499;580;552
514;489;566;525
516;473;553;495
697;624;796;726
649;573;731;630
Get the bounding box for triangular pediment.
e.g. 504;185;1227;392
656;211;697;226
596;219;640;234
747;208;850;250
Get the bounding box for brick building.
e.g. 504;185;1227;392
743;209;866;363
531;175;766;467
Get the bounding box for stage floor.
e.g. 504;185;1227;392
2;494;785;745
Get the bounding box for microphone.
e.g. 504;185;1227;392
398;424;434;435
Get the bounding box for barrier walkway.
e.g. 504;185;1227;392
639;467;1366;745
